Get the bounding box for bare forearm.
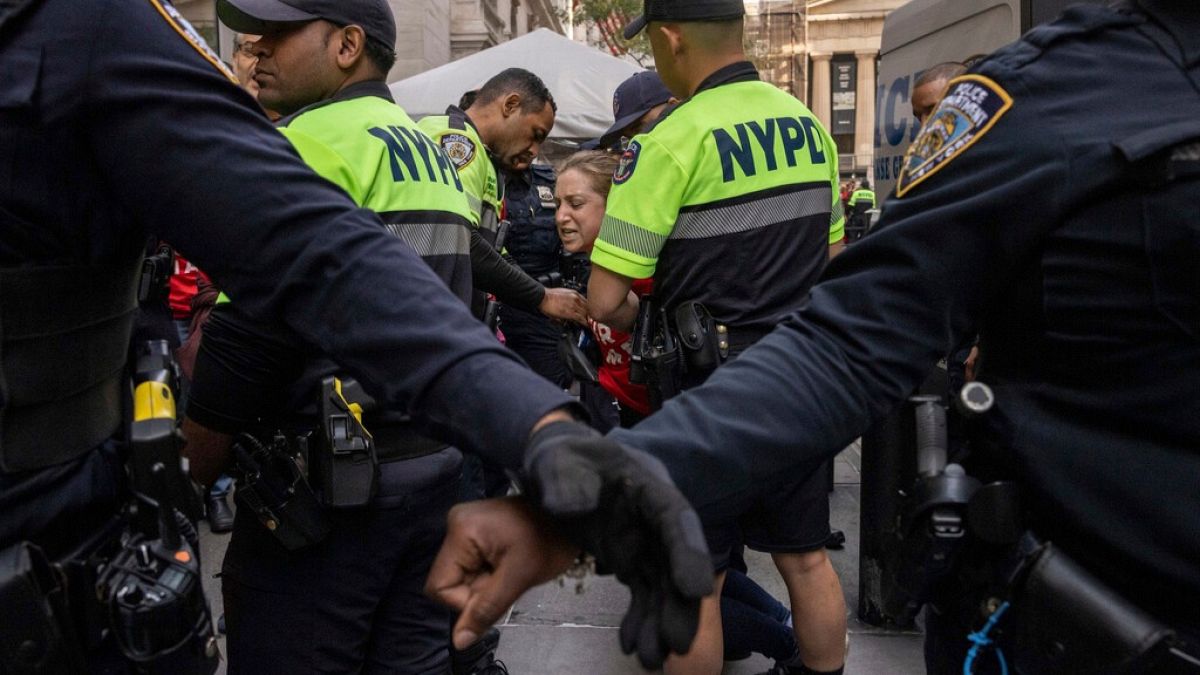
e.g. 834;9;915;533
181;417;233;490
587;266;638;331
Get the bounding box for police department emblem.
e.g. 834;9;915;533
613;141;642;185
150;0;237;83
440;133;477;170
537;185;556;209
896;75;1012;197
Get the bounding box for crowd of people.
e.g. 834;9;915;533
141;0;856;672
2;0;1197;674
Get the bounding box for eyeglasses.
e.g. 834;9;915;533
235;41;257;57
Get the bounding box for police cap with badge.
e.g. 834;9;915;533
598;72;674;150
217;0;397;49
622;0;746;38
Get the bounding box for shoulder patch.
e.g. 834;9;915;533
896;75;1013;197
149;0;237;83
440;133;477;170
613;140;642;185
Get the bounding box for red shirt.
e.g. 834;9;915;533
168;254;209;319
590;278;653;416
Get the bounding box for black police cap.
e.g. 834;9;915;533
218;0;397;50
623;0;746;40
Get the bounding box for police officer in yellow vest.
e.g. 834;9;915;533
419;70;588;326
587;1;847;673
0;0;713;671
847;180;876;241
190;0;493;671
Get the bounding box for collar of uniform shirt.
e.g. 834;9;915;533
445;104;485;137
1137;0;1200;66
692;61;760;97
276;79;394;127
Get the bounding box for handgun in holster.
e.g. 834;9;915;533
311;377;378;509
629;296;682;410
231;433;330;551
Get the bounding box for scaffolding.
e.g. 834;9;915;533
745;0;808;103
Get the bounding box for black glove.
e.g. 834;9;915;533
522;421;714;669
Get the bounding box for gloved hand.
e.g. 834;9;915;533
522;421;714;669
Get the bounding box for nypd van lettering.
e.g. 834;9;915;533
713;117;827;183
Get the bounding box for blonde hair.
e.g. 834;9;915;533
558;151;620;200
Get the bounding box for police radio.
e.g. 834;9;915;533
93;340;219;674
231;433;330;551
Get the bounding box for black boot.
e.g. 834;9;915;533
825;529;846;550
450;628;509;675
207;491;234;533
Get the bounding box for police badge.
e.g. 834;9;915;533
613;141;642;185
440;133;477;170
896;75;1012;197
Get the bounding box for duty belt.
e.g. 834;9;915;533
0;255;140;473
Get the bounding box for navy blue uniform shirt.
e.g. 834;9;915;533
504;165;563;277
0;0;571;548
614;0;1200;629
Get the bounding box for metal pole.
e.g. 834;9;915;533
802;0;810;106
857;399;918;629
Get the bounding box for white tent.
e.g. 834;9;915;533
389;29;641;140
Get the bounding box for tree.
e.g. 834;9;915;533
563;0;652;66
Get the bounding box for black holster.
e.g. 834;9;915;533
673;301;723;374
0;543;82;675
629;296;682;410
1006;541;1191;674
232;434;330;551
311;377;379;509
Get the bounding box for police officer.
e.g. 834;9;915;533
434;1;1200;673
596;70;678;151
184;0;483;670
498;161;576;390
586;2;848;672
0;0;711;671
418;69;587;327
846;181;876;241
912;62;967;127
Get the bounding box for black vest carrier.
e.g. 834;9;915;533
0;1;141;473
0;239;140;472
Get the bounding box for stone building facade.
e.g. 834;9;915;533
747;0;905;177
172;0;568;82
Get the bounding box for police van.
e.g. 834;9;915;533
873;0;1099;199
